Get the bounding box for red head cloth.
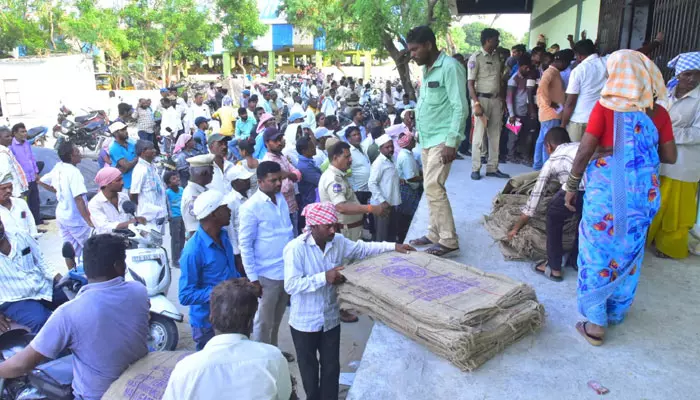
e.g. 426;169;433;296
94;166;122;188
301;202;338;227
398;132;414;148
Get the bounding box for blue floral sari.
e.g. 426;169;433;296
577;111;661;327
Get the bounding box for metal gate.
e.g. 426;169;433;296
597;0;628;54
650;0;700;79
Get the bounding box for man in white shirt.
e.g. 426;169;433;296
0;127;28;198
90;167;145;235
368;134;401;242
0;216;64;334
130;140;167;224
396;132;423;243
290;94;305;117
560;40;607;141
206;134;235;194
284;202;413;400
239;161;295;360
164;278;292;400
345;126;372;206
223;165;254;276
39;142;93;258
187;93;212;134
181;155;214;237
321;89;338;117
0;173;38;238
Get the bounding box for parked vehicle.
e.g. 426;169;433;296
60;201;182;352
52;106;109;151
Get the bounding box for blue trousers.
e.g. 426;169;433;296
533;119;560;170
191;325;215;351
0;288;69;333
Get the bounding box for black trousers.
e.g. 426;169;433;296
26;180;41;224
547;190;585;271
355;191;373;233
290;325;341;400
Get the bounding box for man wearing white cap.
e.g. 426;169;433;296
179;190;241;351
223;165;254;276
0;172;38;238
181;154;214;237
206;134;235;195
368;134;401;242
108;121;138;191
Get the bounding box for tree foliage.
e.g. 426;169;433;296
282;0;452;98
461;21;520;55
0;0;67;55
217;0;268;74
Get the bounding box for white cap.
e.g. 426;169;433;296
108;121;127;133
186;154;215;167
193;190;229;220
225;165;254;182
375;134;392;147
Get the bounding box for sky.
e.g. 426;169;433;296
458;14;531;40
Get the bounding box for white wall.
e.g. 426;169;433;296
0;54;98;117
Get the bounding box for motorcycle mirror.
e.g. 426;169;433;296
122;201;137;215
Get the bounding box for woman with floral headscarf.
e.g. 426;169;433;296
564;50;677;346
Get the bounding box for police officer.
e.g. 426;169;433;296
181;154;214;238
467;28;510;180
318;140;388;323
319;141;389;242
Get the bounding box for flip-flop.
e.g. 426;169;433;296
576;321;603;346
425;244;460;257
532;260;546;275
543;265;563;282
409;236;433;246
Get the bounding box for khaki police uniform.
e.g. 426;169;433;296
319;164;363;241
468;48;504;173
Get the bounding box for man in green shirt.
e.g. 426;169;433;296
406;25;467;257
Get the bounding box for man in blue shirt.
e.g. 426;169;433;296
108;122;138;190
295;137;322;226
239;161;295;361
179;190;240;350
235;107;255;140
193;117;209;155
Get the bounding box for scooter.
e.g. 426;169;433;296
1;117;49;147
60;201;183;352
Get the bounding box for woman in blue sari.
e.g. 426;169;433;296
564;50;678;346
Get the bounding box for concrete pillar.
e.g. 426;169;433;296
278;55;283;68
253;55;259;66
363;51;372;82
291;53;296;69
315;51;322;69
268;51;276;80
208;56;214;69
95;48;107;73
222;51;231;78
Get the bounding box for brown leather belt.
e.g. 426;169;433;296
477;92;497;99
335;220;364;231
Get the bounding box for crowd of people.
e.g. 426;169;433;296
0;21;697;400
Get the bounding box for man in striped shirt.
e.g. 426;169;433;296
0;216;65;334
507;128;584;281
283;202;413;400
129;140;167;224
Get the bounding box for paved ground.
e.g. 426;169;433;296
347;159;700;400
35;154;699;400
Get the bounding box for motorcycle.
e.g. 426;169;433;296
60;201;183;352
52;106;109;152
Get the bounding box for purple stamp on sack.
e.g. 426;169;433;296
381;264;427;279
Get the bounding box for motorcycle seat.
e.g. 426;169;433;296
84;121;105;132
27;126;48;139
29;355;74;400
74;113;96;124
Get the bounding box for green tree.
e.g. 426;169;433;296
0;0;66;56
64;0;134;87
461;21;519;55
282;0;452;99
122;0;220;86
216;0;268;75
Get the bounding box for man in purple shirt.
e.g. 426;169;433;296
0;234;150;400
9;123;41;225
